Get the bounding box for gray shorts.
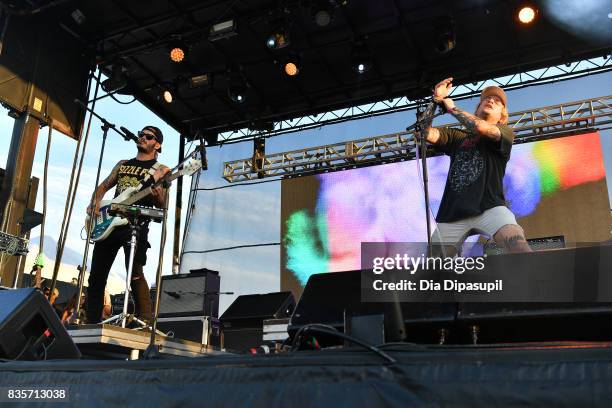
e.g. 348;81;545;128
432;206;521;247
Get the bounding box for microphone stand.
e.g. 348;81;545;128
72;99;135;325
381;101;443;344
405;100;444;257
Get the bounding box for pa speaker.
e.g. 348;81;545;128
0;288;81;360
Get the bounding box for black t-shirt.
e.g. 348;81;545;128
114;157;159;207
434;124;515;223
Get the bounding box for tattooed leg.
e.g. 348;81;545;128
493;224;532;253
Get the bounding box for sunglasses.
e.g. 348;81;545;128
138;131;158;141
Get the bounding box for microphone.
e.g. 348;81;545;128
164;290;180;299
120;126;140;143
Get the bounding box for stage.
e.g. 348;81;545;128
2;342;612;406
67;324;226;360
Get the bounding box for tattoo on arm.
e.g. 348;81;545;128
98;160;125;195
450;107;501;140
503;234;524;249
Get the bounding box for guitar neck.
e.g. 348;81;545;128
121;170;183;206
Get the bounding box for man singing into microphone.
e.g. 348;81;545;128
425;78;531;254
85;125;170;324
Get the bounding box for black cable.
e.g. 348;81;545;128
182;242;280;255
109;92;136;105
195;177;280;191
291;324;397;364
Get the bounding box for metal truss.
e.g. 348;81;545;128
223;95;612;182
216;56;612;144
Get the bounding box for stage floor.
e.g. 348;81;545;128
1;341;612;406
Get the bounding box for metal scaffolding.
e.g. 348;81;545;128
223;94;612;183
216;56;612;144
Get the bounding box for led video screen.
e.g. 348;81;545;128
281;132;611;296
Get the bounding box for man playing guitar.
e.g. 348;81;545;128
85;125;170;324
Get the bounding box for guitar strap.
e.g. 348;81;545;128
135;162;161;192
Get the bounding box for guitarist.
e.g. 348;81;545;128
85;125;170;324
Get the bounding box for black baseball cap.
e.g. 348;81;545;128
142;125;164;153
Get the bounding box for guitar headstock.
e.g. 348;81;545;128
183;158;202;176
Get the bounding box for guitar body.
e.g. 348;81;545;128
86;187;137;242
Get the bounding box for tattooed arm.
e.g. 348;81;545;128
440;98;501;141
86;160;126;215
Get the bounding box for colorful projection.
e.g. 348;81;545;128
282;132;607;285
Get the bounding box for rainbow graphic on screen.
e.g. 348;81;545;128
283;132;606;285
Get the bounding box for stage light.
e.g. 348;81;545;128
101;64;128;93
228;72;247;103
285;62;299;76
163;89;173;103
266;16;291;50
312;1;334;27
282;54;301;76
351;42;372;73
518;6;537;24
210;19;237;41
168;39;187;63
170;47;185;63
434;16;456;53
266;31;290;50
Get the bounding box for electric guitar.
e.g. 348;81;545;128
86;158;202;242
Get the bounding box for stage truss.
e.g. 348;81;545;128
223;94;612;182
216;56;612;144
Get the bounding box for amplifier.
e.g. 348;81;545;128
221;292;295;351
158;269;220;318
157;316;221;346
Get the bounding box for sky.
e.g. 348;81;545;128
0;68;610;312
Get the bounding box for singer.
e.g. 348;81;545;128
85;125;170;323
425;78;531;254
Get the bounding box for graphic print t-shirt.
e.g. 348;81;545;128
114;158;158;207
434;124;515;223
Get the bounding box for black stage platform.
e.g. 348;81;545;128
2;342;612;407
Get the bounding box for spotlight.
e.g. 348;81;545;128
312;1;334;27
266;18;291;50
283;54;301;76
434;16;456;53
518;6;537;24
101;64;128;93
169;40;187;63
351;42;372;73
163;89;173;103
228;72;247;103
266;31;290;50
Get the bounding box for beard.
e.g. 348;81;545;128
137;145;146;153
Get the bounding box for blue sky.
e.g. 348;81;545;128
0;70;610;312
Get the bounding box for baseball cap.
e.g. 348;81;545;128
480;86;507;106
142;125;164;153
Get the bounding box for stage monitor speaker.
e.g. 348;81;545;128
458;302;612;343
220;292;295;351
288;270;457;345
0;288;81;360
158;269;220;318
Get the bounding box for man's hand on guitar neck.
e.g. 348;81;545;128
151;166;171;208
